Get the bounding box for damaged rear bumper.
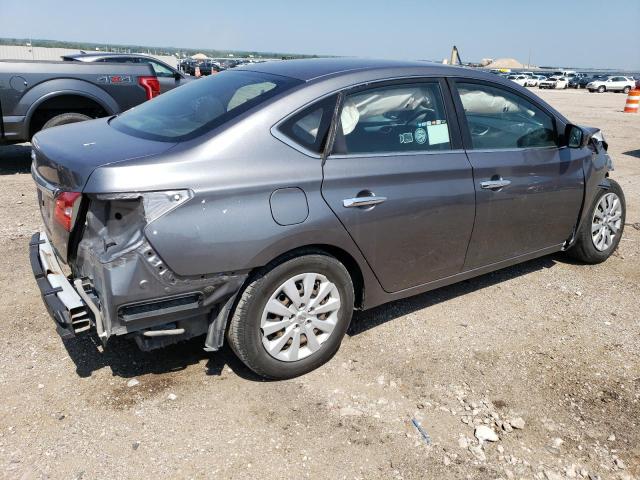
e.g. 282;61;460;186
30;224;248;351
29;231;95;339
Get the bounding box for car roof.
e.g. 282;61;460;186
63;52;158;60
237;57;468;82
236;58;568;124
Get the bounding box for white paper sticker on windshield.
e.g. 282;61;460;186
426;121;449;145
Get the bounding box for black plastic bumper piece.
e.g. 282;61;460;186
29;232;76;340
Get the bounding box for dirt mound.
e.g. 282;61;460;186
485;57;527;69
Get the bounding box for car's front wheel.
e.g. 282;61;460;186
227;253;354;379
598;86;606;93
568;179;625;264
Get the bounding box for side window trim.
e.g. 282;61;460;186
327;77;462;158
447;77;560;151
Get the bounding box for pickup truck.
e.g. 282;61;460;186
0;60;159;144
61;53;192;94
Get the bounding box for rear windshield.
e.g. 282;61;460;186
111;70;301;141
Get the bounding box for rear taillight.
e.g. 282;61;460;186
138;76;160;100
54;192;82;232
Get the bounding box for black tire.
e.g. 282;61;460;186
567;179;626;264
597;85;606;93
227;253;355;379
623;86;631;94
41;112;91;130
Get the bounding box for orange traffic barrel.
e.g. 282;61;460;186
624;89;640;113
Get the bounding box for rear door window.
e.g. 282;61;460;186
455;82;558;150
278;95;337;154
332;82;451;155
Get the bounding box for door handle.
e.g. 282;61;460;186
480;179;512;190
343;195;387;208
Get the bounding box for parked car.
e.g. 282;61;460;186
552;70;577;78
30;59;624;379
0;60;158;144
587;76;635;93
198;60;222;76
182;60;221;76
539;76;569;89
575;75;602;89
525;75;546;87
507;74;529;86
568;77;582;88
62;52;191;94
567;72;588;88
178;58;195;73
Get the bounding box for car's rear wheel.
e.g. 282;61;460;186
597;85;606;93
41;112;91;130
568;179;625;264
623;86;631;94
227;253;354;379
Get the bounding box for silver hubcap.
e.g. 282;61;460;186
260;272;341;362
591;192;622;251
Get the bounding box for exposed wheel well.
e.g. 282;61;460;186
253;245;365;309
29;95;109;138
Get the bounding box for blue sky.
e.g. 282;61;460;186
1;0;639;70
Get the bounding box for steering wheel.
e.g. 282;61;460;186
406;108;435;126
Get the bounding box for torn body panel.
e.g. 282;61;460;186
563;128;615;251
70;192;247;349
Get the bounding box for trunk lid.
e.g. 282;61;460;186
31;117;177;261
31;117;176;191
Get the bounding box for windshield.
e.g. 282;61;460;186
111;70;301;141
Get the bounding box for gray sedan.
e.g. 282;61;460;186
30;59;625;379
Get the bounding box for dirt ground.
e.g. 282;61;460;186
0;88;638;480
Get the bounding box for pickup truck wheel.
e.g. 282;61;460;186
597;86;606;93
568;179;625;264
227;253;354;379
41;112;91;130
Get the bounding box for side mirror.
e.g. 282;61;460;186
566;124;608;151
567;125;583;148
173;71;182;81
